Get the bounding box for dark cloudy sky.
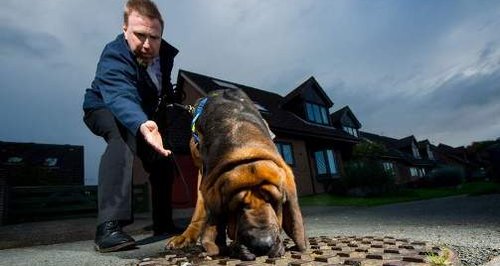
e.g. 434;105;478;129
1;1;499;185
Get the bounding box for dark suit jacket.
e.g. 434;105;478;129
83;34;179;136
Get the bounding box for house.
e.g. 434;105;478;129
0;141;84;186
431;143;476;178
176;70;359;196
0;141;89;224
330;106;362;139
417;140;435;161
358;132;435;184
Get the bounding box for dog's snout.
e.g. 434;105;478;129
250;235;275;254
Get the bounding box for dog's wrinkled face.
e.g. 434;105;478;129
227;186;285;260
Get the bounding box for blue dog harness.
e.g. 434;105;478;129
191;97;209;144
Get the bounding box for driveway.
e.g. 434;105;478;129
0;194;499;266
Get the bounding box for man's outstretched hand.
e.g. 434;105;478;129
139;120;172;157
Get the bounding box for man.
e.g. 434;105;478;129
83;0;182;252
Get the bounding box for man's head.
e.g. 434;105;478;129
123;0;163;67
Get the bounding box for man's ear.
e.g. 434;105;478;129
123;24;128;36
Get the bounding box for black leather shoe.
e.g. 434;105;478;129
94;221;136;253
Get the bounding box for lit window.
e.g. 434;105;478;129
275;142;294;165
305;102;329;125
314;149;337;175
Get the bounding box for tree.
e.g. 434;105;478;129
352;140;388;159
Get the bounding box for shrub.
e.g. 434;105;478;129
340;160;396;196
424;165;465;187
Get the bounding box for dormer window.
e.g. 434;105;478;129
343;126;358;137
305;102;329;125
412;142;421;159
427;145;435;160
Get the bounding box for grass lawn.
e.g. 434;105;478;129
298;181;500;207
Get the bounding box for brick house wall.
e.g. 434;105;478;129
274;137;315;196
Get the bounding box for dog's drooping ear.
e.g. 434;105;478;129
281;167;307;251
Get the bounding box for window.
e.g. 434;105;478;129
314;149;338;175
305;102;329;125
412;142;421;159
343;126;358;137
410;167;419;177
383;162;395;175
44;158;58;167
410;167;425;177
275;142;294;165
427;145;435;160
419;168;426;177
6;156;23;164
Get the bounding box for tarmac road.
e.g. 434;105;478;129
0;194;499;266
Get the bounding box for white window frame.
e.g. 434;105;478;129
305;102;329;125
343;126;358;137
314;149;338;175
275;142;295;165
383;162;395;175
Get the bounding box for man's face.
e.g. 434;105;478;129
123;11;162;67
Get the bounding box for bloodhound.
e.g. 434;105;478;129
166;88;306;260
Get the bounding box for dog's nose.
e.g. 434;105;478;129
250;235;275;255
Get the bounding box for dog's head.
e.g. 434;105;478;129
226;184;285;260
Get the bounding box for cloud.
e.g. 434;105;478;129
1;1;500;184
0;23;61;58
339;41;500;146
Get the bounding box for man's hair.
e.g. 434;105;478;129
124;0;164;32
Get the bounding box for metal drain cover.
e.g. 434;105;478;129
135;236;459;266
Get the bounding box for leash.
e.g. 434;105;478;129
165;103;195;115
162;94;213;206
163;103;195;207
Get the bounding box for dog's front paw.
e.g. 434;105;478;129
202;241;220;256
286;244;307;252
165;234;197;249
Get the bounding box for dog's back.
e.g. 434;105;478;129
194;89;276;175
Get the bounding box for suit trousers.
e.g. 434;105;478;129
83;108;137;225
83;108;175;228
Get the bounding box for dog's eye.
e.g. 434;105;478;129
260;184;283;203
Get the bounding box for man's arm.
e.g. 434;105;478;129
94;46;147;135
139;120;171;157
94;44;171;156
